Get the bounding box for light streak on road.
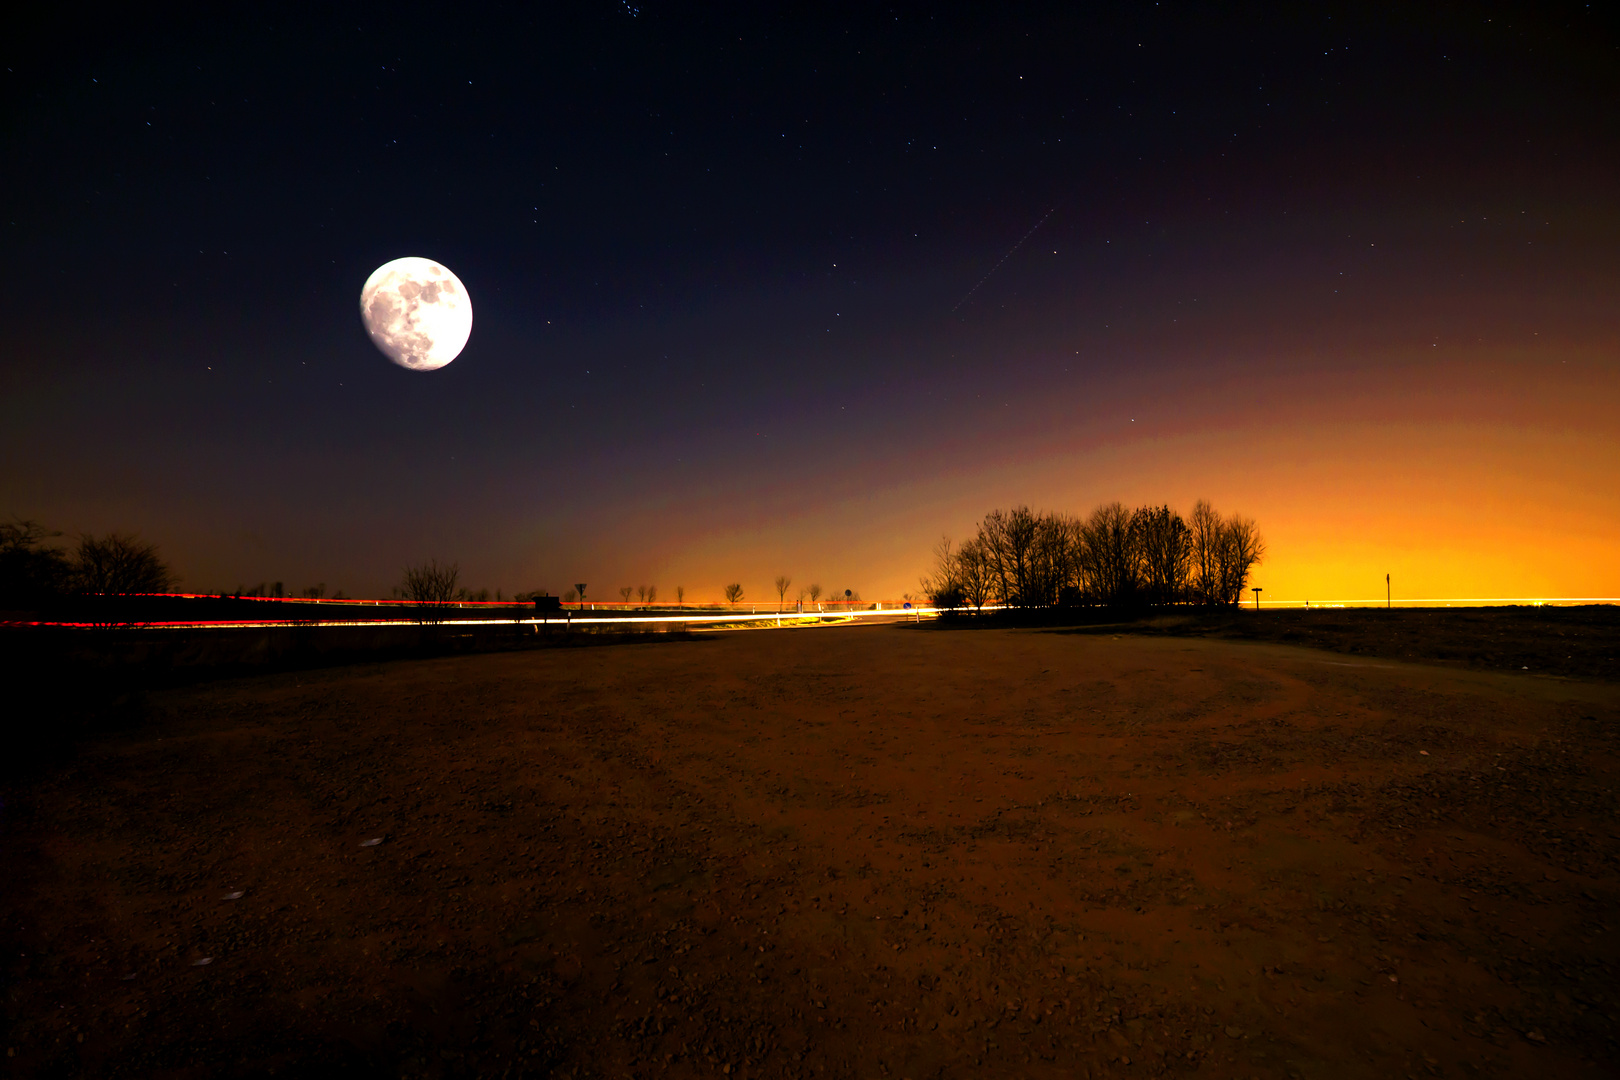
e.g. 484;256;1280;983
1255;597;1618;607
10;606;996;632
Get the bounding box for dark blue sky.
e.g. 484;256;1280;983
3;3;1616;601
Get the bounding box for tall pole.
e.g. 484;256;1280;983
1386;573;1390;610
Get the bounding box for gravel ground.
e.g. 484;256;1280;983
3;621;1617;1078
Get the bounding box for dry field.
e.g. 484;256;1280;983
3;622;1618;1079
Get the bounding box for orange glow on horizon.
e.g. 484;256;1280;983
591;348;1619;604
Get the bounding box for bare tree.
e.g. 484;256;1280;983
1027;512;1078;607
1079;502;1137;607
619;585;634;604
956;536;995;613
646;585;657;605
920;535;963;609
564;588;578;602
1133;505;1191;606
1189;499;1223;605
1052;513;1089;605
774;574;792;611
1006;506;1042;605
636;584;648;605
75;532;174;595
1216;514;1267;606
976;508;1018;604
977;506;1060;606
807;583;822;604
402;559;459;623
675;585;685;607
724;583;744;605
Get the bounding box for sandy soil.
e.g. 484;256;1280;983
3;622;1618;1079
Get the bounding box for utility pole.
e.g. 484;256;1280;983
1252;586;1263;611
1386;573;1390;610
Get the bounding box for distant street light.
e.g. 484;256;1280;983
1252;586;1263;611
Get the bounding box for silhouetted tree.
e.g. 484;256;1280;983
402;559;458;623
675;585;685;607
920;536;964;610
807;583;822;604
1189;499;1223;605
75;532;174;596
1214;513;1266;606
619;585;634;604
646;585;657;605
1133;505;1191;606
979;507;1041;605
0;520;72;608
1079;502;1137;607
956;536;995;612
636;585;648;605
774;574;792;611
724;583;744;605
1027;512;1079;607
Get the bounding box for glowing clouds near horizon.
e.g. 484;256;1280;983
359;257;473;371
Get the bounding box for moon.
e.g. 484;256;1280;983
359;257;473;371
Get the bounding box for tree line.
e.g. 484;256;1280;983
921;500;1265;611
0;521;173;607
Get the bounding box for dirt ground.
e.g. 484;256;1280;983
3;621;1618;1079
1131;606;1620;684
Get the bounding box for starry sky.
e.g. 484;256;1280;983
3;3;1616;603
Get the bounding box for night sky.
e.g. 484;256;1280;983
3;4;1616;603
